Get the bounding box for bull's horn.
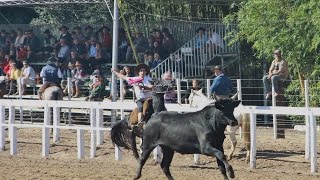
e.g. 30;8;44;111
212;93;220;101
231;91;239;100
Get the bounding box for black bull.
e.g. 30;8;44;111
134;98;241;180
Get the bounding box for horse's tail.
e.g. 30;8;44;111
242;113;251;150
110;118;131;149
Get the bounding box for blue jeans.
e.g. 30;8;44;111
263;75;283;94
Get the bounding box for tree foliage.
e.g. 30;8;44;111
226;0;320;81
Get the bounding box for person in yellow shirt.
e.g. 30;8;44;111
6;62;21;95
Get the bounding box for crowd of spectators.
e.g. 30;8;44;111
0;24;177;99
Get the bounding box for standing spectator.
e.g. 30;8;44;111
57;39;71;64
162;71;176;103
0;30;7;49
195;27;208;52
42;29;56;54
263;49;289;99
14;28;26;49
61;61;75;95
73;26;85;42
118;28;128;62
98;26;112;52
183;79;202;104
23;29;40;52
15;60;36;95
26;45;36;63
59;25;72;46
84;25;95;41
209;65;233;99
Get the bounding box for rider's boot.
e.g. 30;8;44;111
137;112;145;129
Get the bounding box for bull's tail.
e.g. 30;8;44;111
110;118;131;149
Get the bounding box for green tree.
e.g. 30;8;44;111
226;0;320;100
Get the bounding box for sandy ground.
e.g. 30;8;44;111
0;128;319;180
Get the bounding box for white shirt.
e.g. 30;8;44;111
22;66;36;80
207;32;224;49
132;75;152;100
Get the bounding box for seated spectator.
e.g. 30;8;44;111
154;29;163;45
2;55;14;75
148;52;162;70
146;53;154;68
6;62;21;95
16;60;36;95
26;45;36;63
71;37;87;60
94;42;105;67
195;27;208;52
125;31;148;63
17;45;28;62
162;29;176;56
85;70;108;101
42;29;56;54
207;29;224;50
162;71;176;103
84;25;96;41
183;79;202;104
68;51;80;64
38;57;63;100
72;61;87;98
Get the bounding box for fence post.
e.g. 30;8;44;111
176;78;181;104
309;113;318;173
249;111;256;169
0;105;5;151
18;78;23;124
90;107;97;158
237;79;242;138
271;82;277;139
53;106;60;143
96;108;104;145
77;129;85;159
305;80;310;160
9;106;17;155
42;104;50;157
67;77;72;124
120;80;124;119
206;79;211;98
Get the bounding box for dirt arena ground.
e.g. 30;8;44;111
0;128;319;180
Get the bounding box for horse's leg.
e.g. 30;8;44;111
246;149;250;164
227;125;239;160
134;145;156;180
202;142;234;180
159;145;174;180
138;137;143;156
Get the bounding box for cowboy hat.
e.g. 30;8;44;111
135;64;150;75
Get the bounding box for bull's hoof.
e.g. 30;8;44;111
227;166;235;179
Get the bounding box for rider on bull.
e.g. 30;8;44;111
38;57;63;100
111;64;153;128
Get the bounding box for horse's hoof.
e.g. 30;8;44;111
227;155;233;161
227;166;235;179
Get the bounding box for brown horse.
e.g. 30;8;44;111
111;79;172;160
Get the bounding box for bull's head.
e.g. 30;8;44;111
214;98;241;126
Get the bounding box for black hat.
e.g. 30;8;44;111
47;57;57;64
135;64;150;75
59;25;69;30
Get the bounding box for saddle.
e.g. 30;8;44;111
129;98;153;126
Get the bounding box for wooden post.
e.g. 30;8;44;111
90;108;96;158
309;113;318;173
53;107;60;143
176;78;181;104
77;129;85;159
96;108;104;145
237;79;243;138
305;80;310;160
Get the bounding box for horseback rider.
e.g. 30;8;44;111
111;64;153;128
38;57;63;100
